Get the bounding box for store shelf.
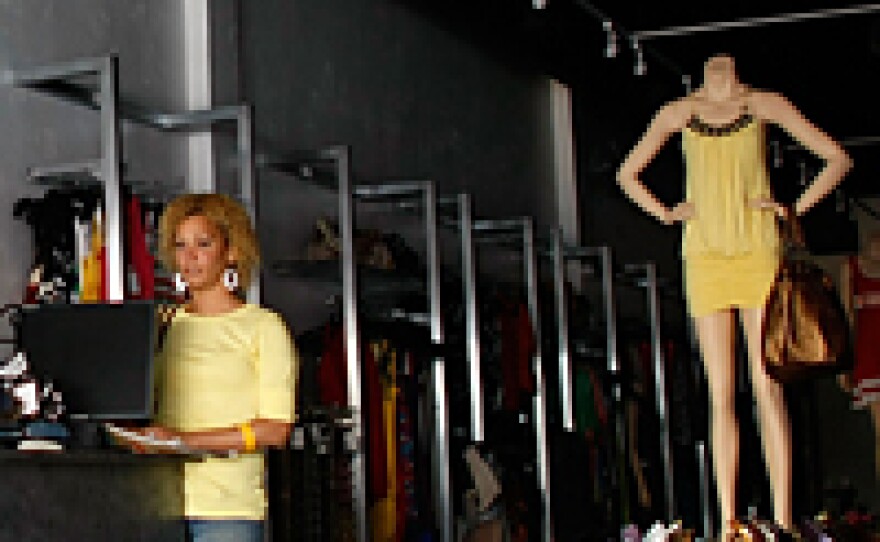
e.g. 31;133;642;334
270;259;425;296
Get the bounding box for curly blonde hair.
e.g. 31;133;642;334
158;194;260;290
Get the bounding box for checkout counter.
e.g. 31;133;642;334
0;302;188;541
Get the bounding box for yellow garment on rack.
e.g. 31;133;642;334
80;209;103;302
371;342;398;542
682;112;781;317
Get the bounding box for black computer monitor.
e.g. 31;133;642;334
17;302;156;421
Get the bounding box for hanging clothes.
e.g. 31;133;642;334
81;207;105;302
371;341;398;542
499;300;536;413
14;186;102;303
318;324;389;505
849;256;880;406
126;195;155;300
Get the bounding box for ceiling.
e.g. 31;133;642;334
407;0;880;195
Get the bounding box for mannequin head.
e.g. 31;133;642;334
701;54;739;97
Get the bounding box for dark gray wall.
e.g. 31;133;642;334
0;0;189;341
241;0;555;221
242;0;558;330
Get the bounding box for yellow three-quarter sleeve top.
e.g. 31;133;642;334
155;304;298;519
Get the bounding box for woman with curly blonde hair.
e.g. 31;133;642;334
120;193;298;542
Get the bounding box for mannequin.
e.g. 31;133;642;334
840;230;880;477
617;54;851;537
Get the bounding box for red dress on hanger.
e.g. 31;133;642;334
850;256;880;406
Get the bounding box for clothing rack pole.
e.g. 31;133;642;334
697;440;712;538
461;195;483;443
624;262;676;524
440;194;484;540
438;193;483;443
8;57;259;303
558;244;629;526
6;55;125;302
523;218;553;542
550;230;575;431
424;183;452;542
599;246;630;526
353;179;452;542
97;56;123;302
473;218;553;542
336;147;367;542
257;146;367;542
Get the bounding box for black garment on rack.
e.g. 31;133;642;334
14;186;103;301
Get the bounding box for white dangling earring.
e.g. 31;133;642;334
174;272;187;294
223;267;239;292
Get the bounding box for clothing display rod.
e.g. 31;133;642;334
353;180;452;542
259;146;367;542
622;262;675;523
473;218;552;542
6;56;258;302
438;194;483;443
5;56;123;301
550;242;630;525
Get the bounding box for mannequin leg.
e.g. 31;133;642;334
739;306;793;530
694;309;738;537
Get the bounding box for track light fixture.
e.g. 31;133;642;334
631;36;646;76
603;20;618;58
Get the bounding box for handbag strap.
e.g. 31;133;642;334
778;205;807;256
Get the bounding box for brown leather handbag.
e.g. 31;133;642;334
762;212;851;382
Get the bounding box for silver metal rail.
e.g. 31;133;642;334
623;262;675;523
354;180;451;542
4;56;125;302
472;218;552;542
258;146;367;542
437;194;483;443
6;56;257;302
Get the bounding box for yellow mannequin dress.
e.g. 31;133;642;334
682;108;781;317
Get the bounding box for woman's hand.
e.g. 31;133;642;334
111;425;182;454
662;202;695;225
748;197;788;218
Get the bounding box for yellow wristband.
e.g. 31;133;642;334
240;423;257;453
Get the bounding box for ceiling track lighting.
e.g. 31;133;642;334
631;36;646;76
603;20;619;58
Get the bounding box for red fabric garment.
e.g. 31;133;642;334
126;196;155;300
98;246;108;301
500;301;536;412
589;370;608;426
850;256;880;405
317;325;388;503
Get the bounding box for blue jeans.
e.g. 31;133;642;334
186;519;264;542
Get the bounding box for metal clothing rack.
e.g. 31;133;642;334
5;54;258;302
543;237;632;526
257;146;365;542
437;194;483;443
261;152;455;542
620;262;675;524
352;180;451;542
472;217;552;542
